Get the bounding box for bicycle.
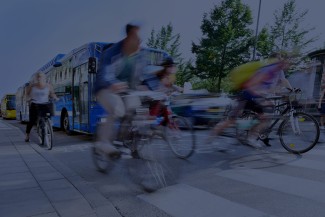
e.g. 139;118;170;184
148;94;196;159
35;103;54;150
235;88;320;154
92;91;182;192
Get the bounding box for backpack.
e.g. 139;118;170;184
229;59;277;90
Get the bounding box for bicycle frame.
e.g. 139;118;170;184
262;95;303;132
36;113;53;148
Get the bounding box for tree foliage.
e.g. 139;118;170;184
269;0;317;54
192;0;254;92
146;23;195;86
146;22;182;63
256;27;273;57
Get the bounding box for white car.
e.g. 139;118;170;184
170;93;235;127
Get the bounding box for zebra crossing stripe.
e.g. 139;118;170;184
287;158;325;172
139;184;277;217
216;168;325;203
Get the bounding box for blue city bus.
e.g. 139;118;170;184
15;82;30;122
38;42;168;135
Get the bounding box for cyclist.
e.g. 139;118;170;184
25;72;59;142
146;57;182;93
206;52;291;148
94;23;152;157
143;56;183;125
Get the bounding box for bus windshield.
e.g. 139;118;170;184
7;95;16;110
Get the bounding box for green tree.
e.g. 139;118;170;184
175;59;195;86
147;22;194;86
256;26;273;57
192;0;254;92
146;22;182;63
269;0;317;53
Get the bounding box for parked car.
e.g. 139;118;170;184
170;92;235;128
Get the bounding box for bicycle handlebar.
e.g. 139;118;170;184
286;87;302;93
121;90;167;100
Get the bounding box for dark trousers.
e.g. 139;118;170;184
26;103;51;134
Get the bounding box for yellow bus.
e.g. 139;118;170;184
1;94;16;119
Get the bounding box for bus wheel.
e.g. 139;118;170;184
63;112;72;135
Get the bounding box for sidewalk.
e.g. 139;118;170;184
0;120;122;217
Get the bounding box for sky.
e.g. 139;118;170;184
1;0;324;98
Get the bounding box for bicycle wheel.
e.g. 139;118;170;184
165;116;195;159
279;112;320;154
43;119;53;150
36;119;44;146
128;134;176;192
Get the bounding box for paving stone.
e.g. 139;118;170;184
53;198;94;217
39;179;74;191
0;187;47;205
95;205;122;217
27;161;52;168
0;160;26;168
30;212;60;217
30;166;58;174
0;198;55;217
0;166;29;175
50;161;79;178
46;187;84;202
81;192;109;208
33;171;64;181
0;172;38;191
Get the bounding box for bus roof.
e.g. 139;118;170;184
58;42;113;67
38;54;65;73
2;94;15;99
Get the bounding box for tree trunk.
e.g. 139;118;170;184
217;76;222;93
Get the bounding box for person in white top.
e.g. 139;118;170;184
25;72;58;142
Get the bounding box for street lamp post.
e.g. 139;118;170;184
253;0;262;60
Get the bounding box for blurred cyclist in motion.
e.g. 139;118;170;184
206;52;291;148
143;56;183;125
143;56;182;93
94;23;149;156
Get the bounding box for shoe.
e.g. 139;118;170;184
320;126;325;130
261;138;271;147
247;137;263;149
95;142;121;158
25;135;30;142
131;150;140;159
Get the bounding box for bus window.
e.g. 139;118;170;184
7;95;16;110
1;94;16;119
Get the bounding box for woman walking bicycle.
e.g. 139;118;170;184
25;72;58;147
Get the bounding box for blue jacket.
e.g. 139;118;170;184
94;40;147;93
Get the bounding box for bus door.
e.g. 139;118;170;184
72;64;89;132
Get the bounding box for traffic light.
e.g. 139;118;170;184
88;57;97;73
